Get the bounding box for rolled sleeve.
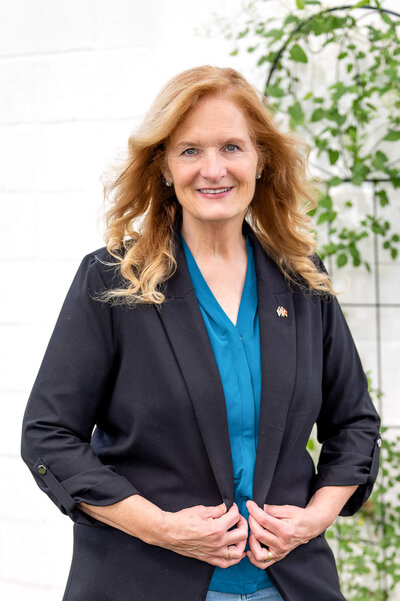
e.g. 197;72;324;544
312;291;381;516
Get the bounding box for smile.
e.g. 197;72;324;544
198;187;233;194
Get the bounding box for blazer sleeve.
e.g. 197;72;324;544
21;253;140;524
312;289;381;516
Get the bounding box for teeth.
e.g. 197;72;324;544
199;187;231;194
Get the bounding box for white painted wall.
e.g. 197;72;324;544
0;1;398;598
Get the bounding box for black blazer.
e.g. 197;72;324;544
21;223;381;601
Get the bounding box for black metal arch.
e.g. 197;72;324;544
266;4;400;87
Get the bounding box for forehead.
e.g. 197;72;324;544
169;93;253;145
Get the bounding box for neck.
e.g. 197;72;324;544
180;214;247;261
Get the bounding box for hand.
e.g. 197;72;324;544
161;502;248;568
246;500;325;568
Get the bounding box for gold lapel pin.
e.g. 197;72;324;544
276;306;288;318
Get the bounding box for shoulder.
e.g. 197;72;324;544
74;246;124;292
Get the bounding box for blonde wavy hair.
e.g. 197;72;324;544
101;65;333;305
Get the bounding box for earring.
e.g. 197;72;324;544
165;179;173;187
256;173;262;180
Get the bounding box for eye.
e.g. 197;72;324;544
225;144;239;152
182;148;197;156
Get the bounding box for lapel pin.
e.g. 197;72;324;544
276;306;288;318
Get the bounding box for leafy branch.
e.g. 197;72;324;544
226;0;400;270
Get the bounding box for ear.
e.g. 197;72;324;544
256;157;265;174
162;158;172;183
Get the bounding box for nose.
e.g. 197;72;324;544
199;149;227;182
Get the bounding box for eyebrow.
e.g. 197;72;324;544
173;137;249;151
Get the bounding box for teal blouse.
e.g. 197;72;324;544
181;233;272;594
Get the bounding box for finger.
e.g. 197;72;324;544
214;502;240;530
248;533;283;566
210;552;246;569
246;548;279;569
221;542;246;562
264;504;294;518
234;534;248;556
247;532;273;564
248;514;277;547
247;501;285;537
203;503;227;519
225;513;248;543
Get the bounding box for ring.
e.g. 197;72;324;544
226;547;231;561
264;549;272;562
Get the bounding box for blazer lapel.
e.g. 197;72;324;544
156;227;234;507
246;227;297;507
156;220;297;509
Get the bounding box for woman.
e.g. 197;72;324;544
21;66;381;601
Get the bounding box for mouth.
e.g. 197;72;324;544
197;187;233;194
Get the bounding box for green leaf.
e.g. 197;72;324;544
351;163;370;186
284;15;300;26
376;189;389;207
266;84;285;98
264;29;284;41
230;49;238;56
326;108;346;126
289;44;308;63
372;150;388;172
328;149;340;165
311;108;325;122
323;242;338;255
328;176;342;187
288;101;305;125
391;248;398;260
346;125;357;141
383;131;400;142
317;210;337;225
337;253;348;268
351;0;370;7
257;52;278;66
382;12;393;26
319;195;333;209
238;27;249;40
296;0;305;9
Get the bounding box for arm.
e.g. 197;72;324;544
313;294;381;515
21;254;140;525
78;496;248;568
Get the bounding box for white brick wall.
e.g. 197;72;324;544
1;1;399;598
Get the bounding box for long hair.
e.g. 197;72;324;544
101;65;333;305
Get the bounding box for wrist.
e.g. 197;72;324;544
304;503;334;538
141;507;169;546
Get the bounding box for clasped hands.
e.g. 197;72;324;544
161;500;323;569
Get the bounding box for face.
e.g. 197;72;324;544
164;93;260;229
